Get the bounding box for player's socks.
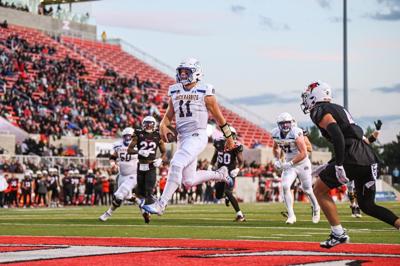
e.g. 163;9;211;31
283;188;295;218
331;224;344;235
160;181;179;206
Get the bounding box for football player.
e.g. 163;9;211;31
20;172;33;208
47;168;60;208
99;127;138;221
313;120;383;218
127;116;167;224
301;81;400;248
211;127;245;222
272;112;320;224
142;58;235;215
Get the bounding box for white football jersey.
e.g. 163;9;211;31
271;126;304;162
112;140;138;176
168;82;215;136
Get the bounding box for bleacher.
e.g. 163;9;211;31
61;37;273;147
1;23;273;147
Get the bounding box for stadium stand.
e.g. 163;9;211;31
0;22;272;147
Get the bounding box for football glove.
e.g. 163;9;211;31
374;120;382;131
335;165;349;185
281;161;294;170
153;158;163;168
138;149;151;158
274;160;282;170
230;168;240;178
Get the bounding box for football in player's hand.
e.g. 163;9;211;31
166;125;177;143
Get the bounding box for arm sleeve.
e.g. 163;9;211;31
326;123;345;166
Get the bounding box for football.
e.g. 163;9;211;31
166;125;178;143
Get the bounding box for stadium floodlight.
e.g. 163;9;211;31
343;0;348;110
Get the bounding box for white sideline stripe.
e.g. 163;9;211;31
0;222;396;233
272;234;312;237
0;216;392;224
237;236;282;239
0;245;178;263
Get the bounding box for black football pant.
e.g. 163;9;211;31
321;163;399;227
137;167;157;205
215;181;241;213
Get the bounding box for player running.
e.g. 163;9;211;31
301;81;400;248
99;127;138;221
211;127;245;222
272;112;320;224
142;58;235;215
127;116;167;224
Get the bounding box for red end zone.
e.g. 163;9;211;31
0;236;399;265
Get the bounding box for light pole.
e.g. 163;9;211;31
343;0;348;110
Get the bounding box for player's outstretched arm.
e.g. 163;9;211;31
205;95;235;150
127;135;138;154
160;98;175;142
159;140;167;162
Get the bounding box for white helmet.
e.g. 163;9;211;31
176;58;203;86
122;127;134;145
277;112;294;134
301;81;332;114
68;170;74;175
74;169;80;175
142;116;157;133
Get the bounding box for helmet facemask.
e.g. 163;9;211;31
123;134;132;145
143;121;155;133
176;67;195;86
278;121;292;134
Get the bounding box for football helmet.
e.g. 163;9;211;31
176;58;203;86
121;127;134;145
142;116;157;133
277;112;294;134
213;137;226;151
301;81;332;114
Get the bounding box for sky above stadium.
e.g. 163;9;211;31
85;0;399;143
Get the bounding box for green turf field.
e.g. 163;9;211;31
0;202;399;244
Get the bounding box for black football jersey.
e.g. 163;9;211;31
310;102;376;165
135;129;161;161
215;143;243;172
10;178;19;188
22;178;32;189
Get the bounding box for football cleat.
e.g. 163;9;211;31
99;210;112;222
350;206;357;218
234;215;246;222
142;212;151;224
312;207;321;224
142;200;165;216
320;231;350;249
355;206;362;218
225;197;230;207
285;216;296;224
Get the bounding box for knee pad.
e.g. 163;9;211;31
114;184;131;201
302;188;313;196
168;164;183;185
282;184;291;192
182;179;195;188
112;195;122;208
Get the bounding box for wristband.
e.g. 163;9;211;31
220;123;232;138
